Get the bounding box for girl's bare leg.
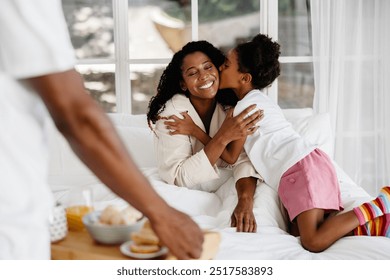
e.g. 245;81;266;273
296;209;359;252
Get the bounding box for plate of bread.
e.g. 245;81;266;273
120;241;168;259
120;219;221;259
120;219;168;259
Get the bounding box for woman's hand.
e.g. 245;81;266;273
231;177;257;233
231;196;257;233
164;112;198;136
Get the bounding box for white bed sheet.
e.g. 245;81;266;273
64;165;390;260
50;111;390;259
149;165;390;260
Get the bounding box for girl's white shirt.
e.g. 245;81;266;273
234;89;316;190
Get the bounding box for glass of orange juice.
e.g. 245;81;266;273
64;186;94;231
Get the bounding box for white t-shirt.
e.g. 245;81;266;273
0;0;75;259
233;89;316;189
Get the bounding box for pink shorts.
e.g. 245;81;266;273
278;149;343;222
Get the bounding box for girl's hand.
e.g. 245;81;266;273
218;105;264;144
164;112;197;136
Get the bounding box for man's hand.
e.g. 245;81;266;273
150;207;204;260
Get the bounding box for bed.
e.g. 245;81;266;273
48;108;390;259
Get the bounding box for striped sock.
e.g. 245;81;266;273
378;186;390;213
353;186;390;225
354;214;390;237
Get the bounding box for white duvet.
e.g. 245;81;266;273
66;164;390;260
151;165;390;260
50;111;390;259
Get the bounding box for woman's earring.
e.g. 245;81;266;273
180;81;187;92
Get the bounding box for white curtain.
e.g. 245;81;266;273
310;0;390;196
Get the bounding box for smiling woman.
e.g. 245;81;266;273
179;51;220;104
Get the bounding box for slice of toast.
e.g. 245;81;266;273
130;243;160;254
130;219;220;259
166;231;221;260
130;231;159;246
198;231;221;260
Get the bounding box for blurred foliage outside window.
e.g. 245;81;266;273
164;0;259;22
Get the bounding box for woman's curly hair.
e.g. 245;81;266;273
146;40;237;129
235;34;280;90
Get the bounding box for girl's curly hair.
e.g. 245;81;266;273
146;40;237;129
235;34;280;90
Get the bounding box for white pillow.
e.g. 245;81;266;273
282;108;313;120
48;114;156;190
47;120;92;178
283;109;334;159
108;113;156;168
107;113;147;128
115;125;156;168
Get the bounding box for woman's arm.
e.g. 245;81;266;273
231;177;258;232
167;113;246;164
155;104;261;187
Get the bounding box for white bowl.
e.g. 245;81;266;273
82;211;145;245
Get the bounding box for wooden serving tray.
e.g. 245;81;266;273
51;230;220;260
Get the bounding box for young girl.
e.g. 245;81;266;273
174;34;390;252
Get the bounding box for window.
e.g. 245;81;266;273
277;0;313;109
62;0;116;112
62;0;313;114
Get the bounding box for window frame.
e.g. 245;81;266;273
75;0;313;114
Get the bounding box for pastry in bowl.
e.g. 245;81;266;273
82;205;144;245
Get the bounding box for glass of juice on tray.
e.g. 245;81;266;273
65;186;93;231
